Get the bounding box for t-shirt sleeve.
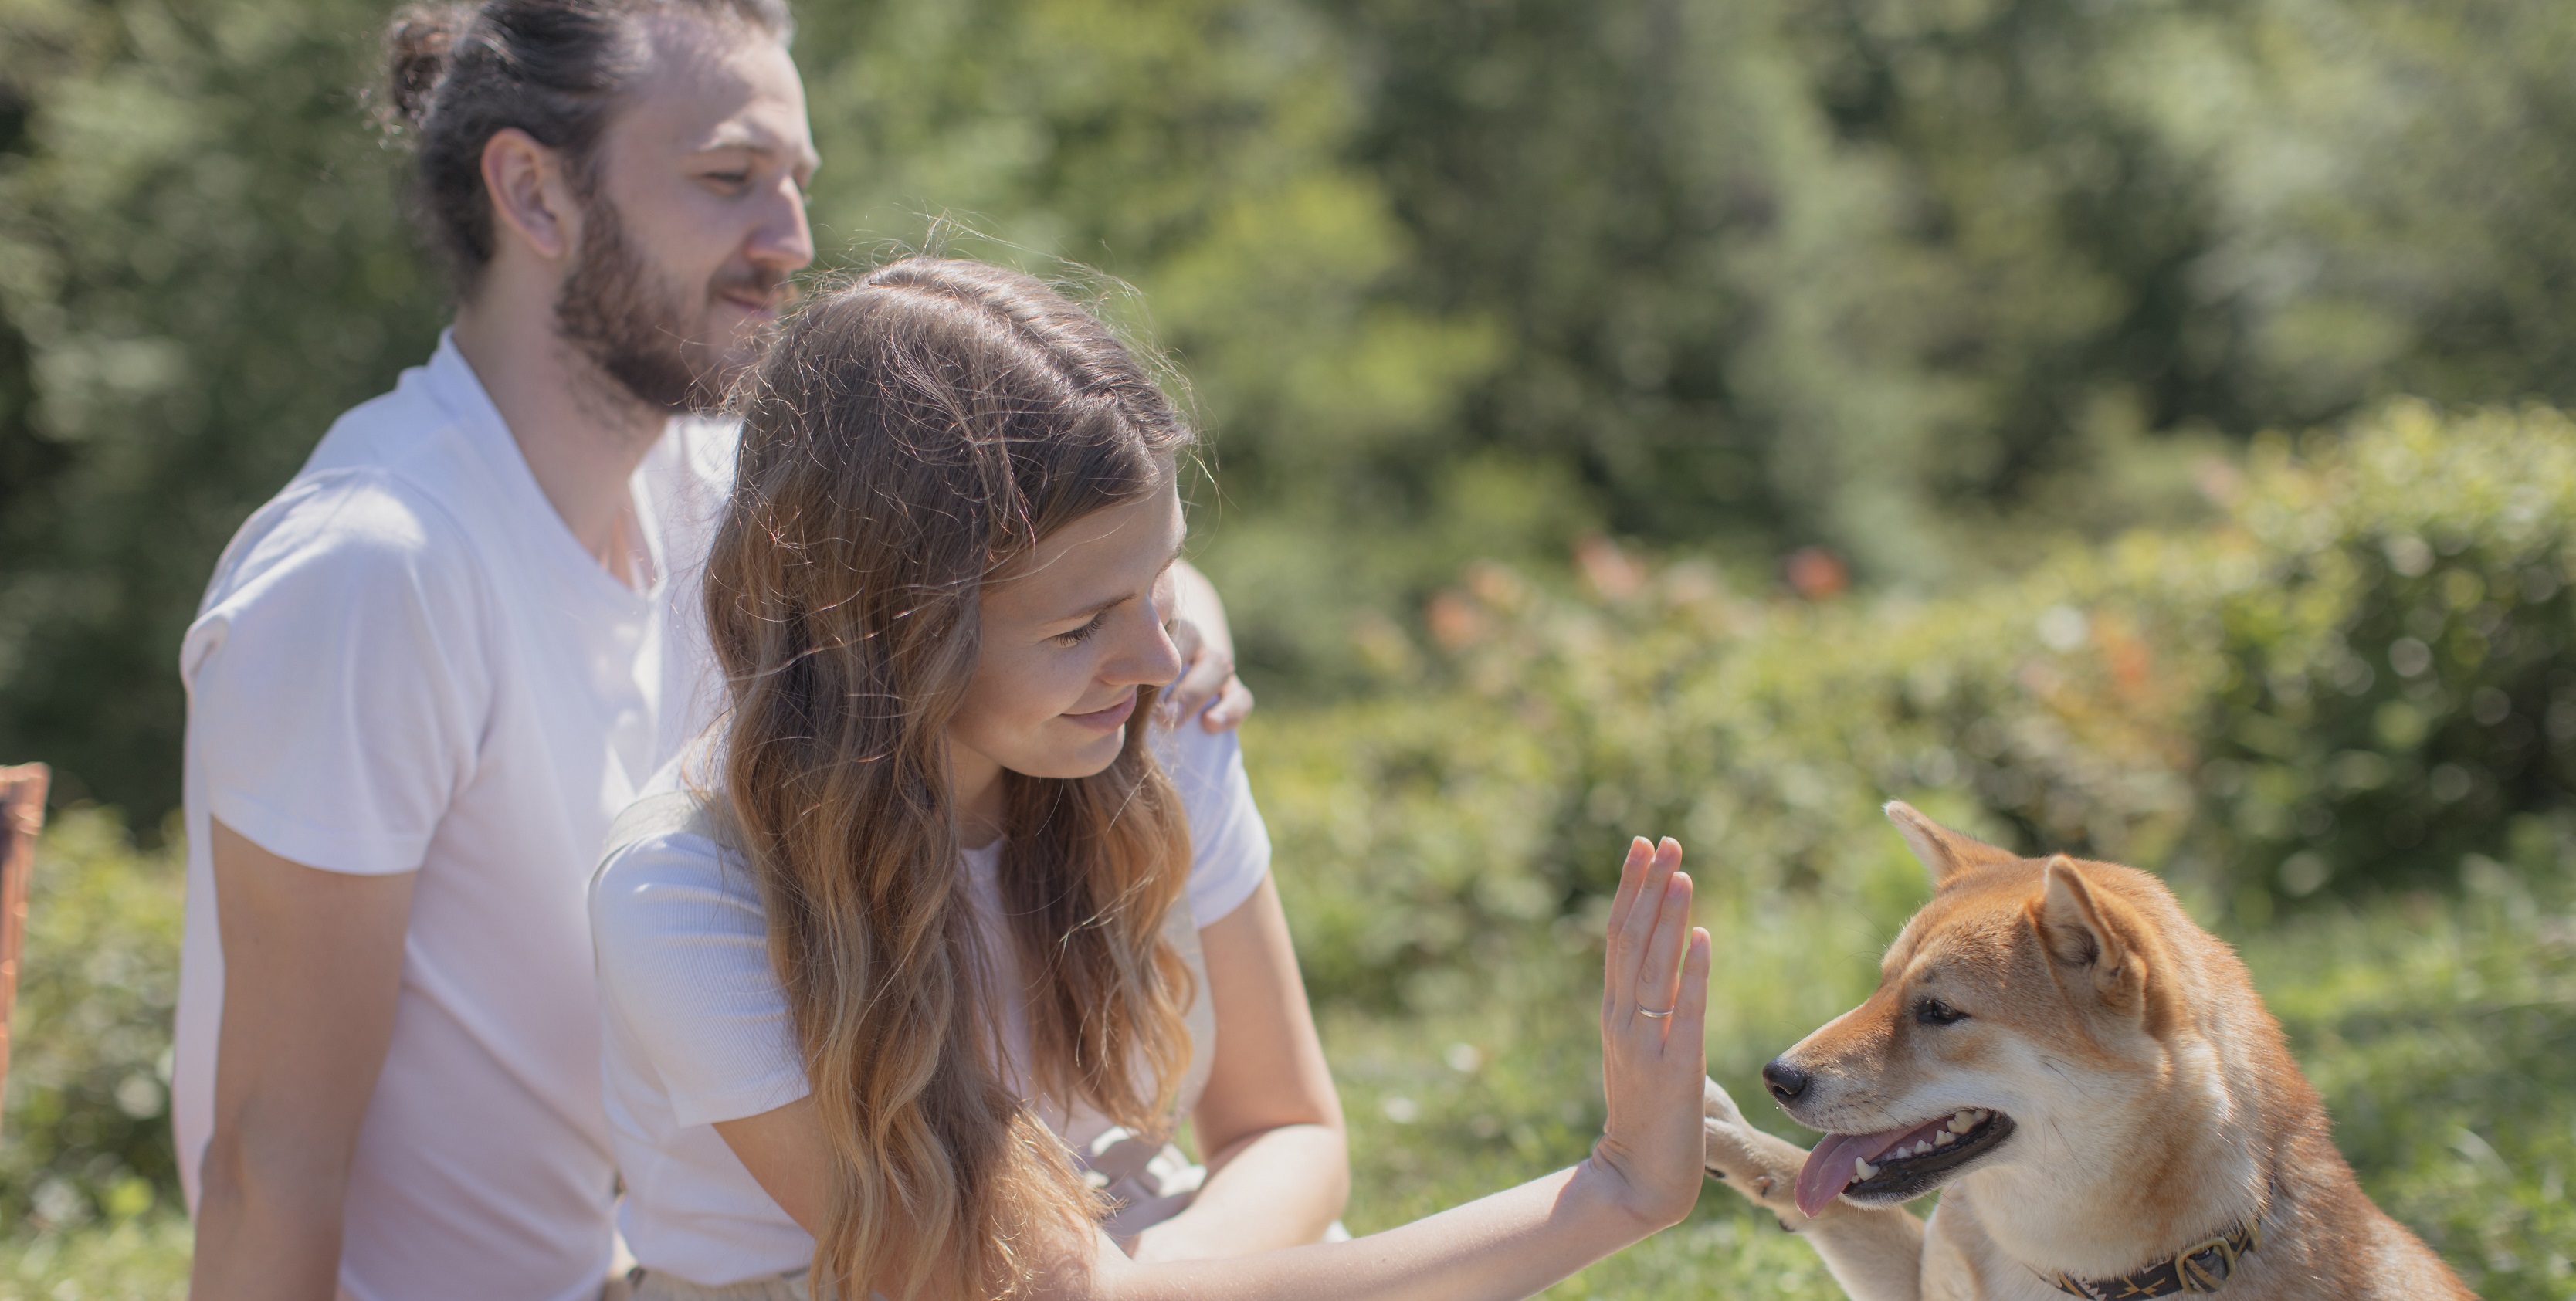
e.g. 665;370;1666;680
179;477;489;876
591;832;811;1128
1156;724;1273;928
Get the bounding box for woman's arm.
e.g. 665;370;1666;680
1128;878;1348;1262
717;838;1712;1301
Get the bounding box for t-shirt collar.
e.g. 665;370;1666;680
422;327;670;606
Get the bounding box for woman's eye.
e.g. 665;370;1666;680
1052;612;1109;646
704;171;751;189
1915;998;1968;1026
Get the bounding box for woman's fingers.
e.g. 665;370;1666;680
1612;839;1678;980
1602;838;1653;1012
1607;839;1671;1020
1635;867;1692;1025
1605;837;1652;940
1674;927;1711;1058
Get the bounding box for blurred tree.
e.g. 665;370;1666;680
9;0;2576;821
0;0;446;817
2139;0;2576;421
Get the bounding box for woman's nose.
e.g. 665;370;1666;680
1110;601;1185;689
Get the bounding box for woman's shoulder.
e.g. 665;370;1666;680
589;792;765;957
1151;720;1272;927
1149;715;1246;809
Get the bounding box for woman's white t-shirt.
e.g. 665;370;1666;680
591;723;1270;1286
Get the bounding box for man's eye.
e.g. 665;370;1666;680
1915;998;1968;1026
704;171;750;188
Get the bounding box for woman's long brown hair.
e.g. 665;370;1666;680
703;258;1198;1300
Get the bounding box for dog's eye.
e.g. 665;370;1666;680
1915;998;1968;1026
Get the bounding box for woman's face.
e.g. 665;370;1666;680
949;479;1188;791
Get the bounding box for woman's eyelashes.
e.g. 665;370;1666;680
1051;610;1111;647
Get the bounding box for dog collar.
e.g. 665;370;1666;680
2044;1215;2262;1299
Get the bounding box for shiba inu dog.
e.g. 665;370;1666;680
1700;801;2473;1301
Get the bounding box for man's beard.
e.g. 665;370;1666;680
554;195;778;415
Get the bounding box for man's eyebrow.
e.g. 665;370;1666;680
693;130;821;173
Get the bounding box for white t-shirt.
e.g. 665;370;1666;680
171;334;735;1301
591;723;1271;1287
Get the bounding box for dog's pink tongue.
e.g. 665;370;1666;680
1794;1129;1907;1218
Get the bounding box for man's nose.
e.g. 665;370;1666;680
1761;1059;1810;1103
749;178;815;273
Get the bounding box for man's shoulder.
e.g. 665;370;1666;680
199;466;484;624
202;357;504;608
300;361;480;491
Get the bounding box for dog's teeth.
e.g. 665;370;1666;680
1853;1157;1879;1181
1947;1112;1976;1134
1934;1130;1954;1147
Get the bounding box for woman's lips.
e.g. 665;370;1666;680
1063;691;1139;733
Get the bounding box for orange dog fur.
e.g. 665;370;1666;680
1699;801;2473;1301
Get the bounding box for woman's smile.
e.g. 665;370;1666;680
1062;689;1141;733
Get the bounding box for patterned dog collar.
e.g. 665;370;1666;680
2046;1215;2263;1299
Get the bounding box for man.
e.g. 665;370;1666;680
172;4;1247;1297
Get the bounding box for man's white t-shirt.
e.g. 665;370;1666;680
590;723;1271;1287
171;334;734;1301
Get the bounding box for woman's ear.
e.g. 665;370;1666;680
480;127;581;263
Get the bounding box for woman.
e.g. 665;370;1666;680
590;257;1712;1300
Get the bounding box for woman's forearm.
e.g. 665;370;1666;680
1130;1121;1349;1260
1090;1156;1666;1301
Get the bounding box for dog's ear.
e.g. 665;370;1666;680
2033;856;2147;1015
1884;801;2011;889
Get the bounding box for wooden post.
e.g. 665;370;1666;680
0;763;49;1126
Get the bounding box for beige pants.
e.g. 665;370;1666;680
628;1267;812;1301
628;1223;1351;1300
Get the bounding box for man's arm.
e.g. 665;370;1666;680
1129;878;1347;1261
188;819;415;1301
1164;559;1252;731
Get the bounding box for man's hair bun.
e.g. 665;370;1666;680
377;3;474;136
370;0;794;296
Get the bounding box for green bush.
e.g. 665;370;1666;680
0;810;183;1232
1258;400;2576;1011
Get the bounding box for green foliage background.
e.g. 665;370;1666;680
11;0;2576;813
6;0;2576;1294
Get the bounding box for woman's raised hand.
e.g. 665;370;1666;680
1589;836;1713;1231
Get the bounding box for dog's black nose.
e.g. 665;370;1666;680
1762;1059;1808;1103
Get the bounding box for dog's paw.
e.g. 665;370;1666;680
1703;1076;1810;1218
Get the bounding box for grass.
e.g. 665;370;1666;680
5;858;2568;1299
1320;872;2576;1299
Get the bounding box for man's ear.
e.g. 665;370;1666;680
480;127;581;263
2033;856;2147;1016
1884;801;2011;889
